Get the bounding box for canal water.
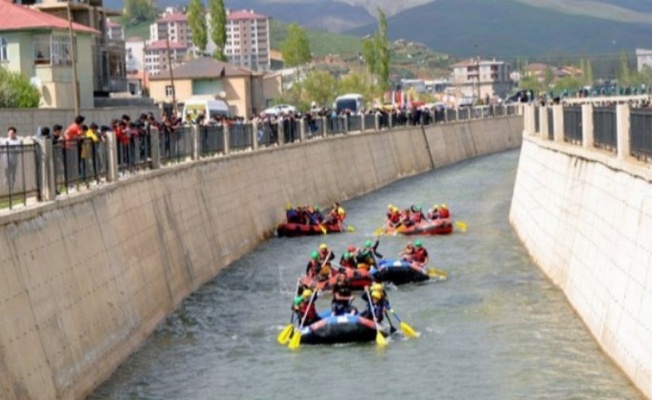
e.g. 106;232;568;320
90;150;642;400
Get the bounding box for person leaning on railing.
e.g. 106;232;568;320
2;126;21;193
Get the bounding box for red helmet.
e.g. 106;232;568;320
347;245;356;252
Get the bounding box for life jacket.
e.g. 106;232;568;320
299;301;317;321
411;212;423;223
389;212;400;224
413;248;428;263
439;208;450;218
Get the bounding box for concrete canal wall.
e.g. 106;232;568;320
0;115;521;399
511;106;652;398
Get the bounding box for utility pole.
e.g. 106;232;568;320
475;43;481;105
165;36;177;114
67;2;80;115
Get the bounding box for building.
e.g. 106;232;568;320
144;39;188;75
148;9;271;71
521;63;583;85
32;0;127;94
636;48;652;72
126;37;145;74
149;12;192;47
224;9;270;71
106;18;123;40
451;58;512;99
0;0;97;108
148;57;281;117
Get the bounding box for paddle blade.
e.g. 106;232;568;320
277;324;294;345
376;331;388;347
400;322;419;338
319;224;327;234
427;268;448;280
346;225;356;232
455;221;468;232
373;227;385;236
288;331;301;350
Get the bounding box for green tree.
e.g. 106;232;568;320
339;71;376;102
374;7;390;92
281;23;311;67
618;50;631;86
188;0;207;54
122;0;157;25
362;37;377;77
0;69;40;108
519;76;542;93
554;75;581;93
209;0;227;61
302;70;338;107
582;57;594;86
544;66;554;88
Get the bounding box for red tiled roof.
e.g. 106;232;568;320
107;19;121;28
0;1;98;34
227;9;267;20
145;40;188;51
157;12;187;23
452;59;476;68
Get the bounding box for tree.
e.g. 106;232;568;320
281;23;311;67
302;70;338;108
618;49;631;86
581;57;594;86
209;0;227;61
188;0;207;54
544;66;554;88
554;75;581;94
518;76;542;93
0;69;40;108
122;0;157;26
362;38;377;77
374;7;390;92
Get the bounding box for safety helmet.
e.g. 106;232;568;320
343;252;351;259
285;203;292;210
338;208;346;215
371;291;382;300
371;283;384;292
414;240;423;248
441;204;448;209
314;206;320;211
364;240;372;248
311;251;319;260
433;204;439;209
294;296;303;306
319;243;328;250
388;204;394;209
347;245;356;252
302;289;313;298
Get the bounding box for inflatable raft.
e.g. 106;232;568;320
276;222;344;237
385;218;453;236
373;259;430;285
300;268;373;292
297;313;389;345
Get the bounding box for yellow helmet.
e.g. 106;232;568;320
319;243;328;250
433;204;439;209
441;204;448;209
302;289;312;299
387;204;394;209
371;291;382;300
338;208;346;215
371;283;384;292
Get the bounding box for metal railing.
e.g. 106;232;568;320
326;116;345;135
199;125;225;156
258;121;279;147
0;142;41;209
160;126;193;165
53;139;107;194
563;106;583;144
534;108;540;133
348;115;362;132
547;108;554;140
593;107;617;152
630;108;652;161
117;131;151;174
229;124;253;151
364;114;377;131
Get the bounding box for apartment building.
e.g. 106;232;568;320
451;58;512;99
107;19;123;40
144;39;187;75
225;9;270;71
149;12;192;47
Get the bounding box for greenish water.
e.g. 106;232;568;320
90;150;642;400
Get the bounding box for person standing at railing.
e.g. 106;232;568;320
1;127;21;193
82;123;101;185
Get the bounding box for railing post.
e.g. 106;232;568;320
343;114;349;134
616;103;631;160
361;114;366;132
523;104;535;136
553;104;564;143
150;126;161;169
36;138;55;201
389;113;394;129
539;107;549;139
321;116;327;137
252;121;259;150
375;114;380;131
106;131;118;182
223;124;231;155
299;118;306;142
278;120;285;145
582;104;594;149
191;125;199;160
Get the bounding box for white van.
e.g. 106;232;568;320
334;93;364;114
182;96;230;124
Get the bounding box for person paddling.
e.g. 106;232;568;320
317;243;335;265
412;240;429;266
339;251;357;269
306;251;320;278
293;289;320;326
361;289;386;324
399;243;416;262
331;273;356;316
356;239;383;267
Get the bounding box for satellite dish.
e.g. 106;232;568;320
218;91;226;99
30;76;42;89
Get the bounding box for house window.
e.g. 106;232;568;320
0;37;7;61
165;85;174;97
33;34;74;66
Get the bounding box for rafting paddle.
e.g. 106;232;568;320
388;309;419;338
454;221;468;232
288;290;317;350
427;267;448;280
277;279;301;345
365;287;388;347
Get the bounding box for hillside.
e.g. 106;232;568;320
348;0;652;58
270;20;363;57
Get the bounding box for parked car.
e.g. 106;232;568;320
263;104;296;115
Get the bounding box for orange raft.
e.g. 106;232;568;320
384;218;453;236
299;268;373;292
